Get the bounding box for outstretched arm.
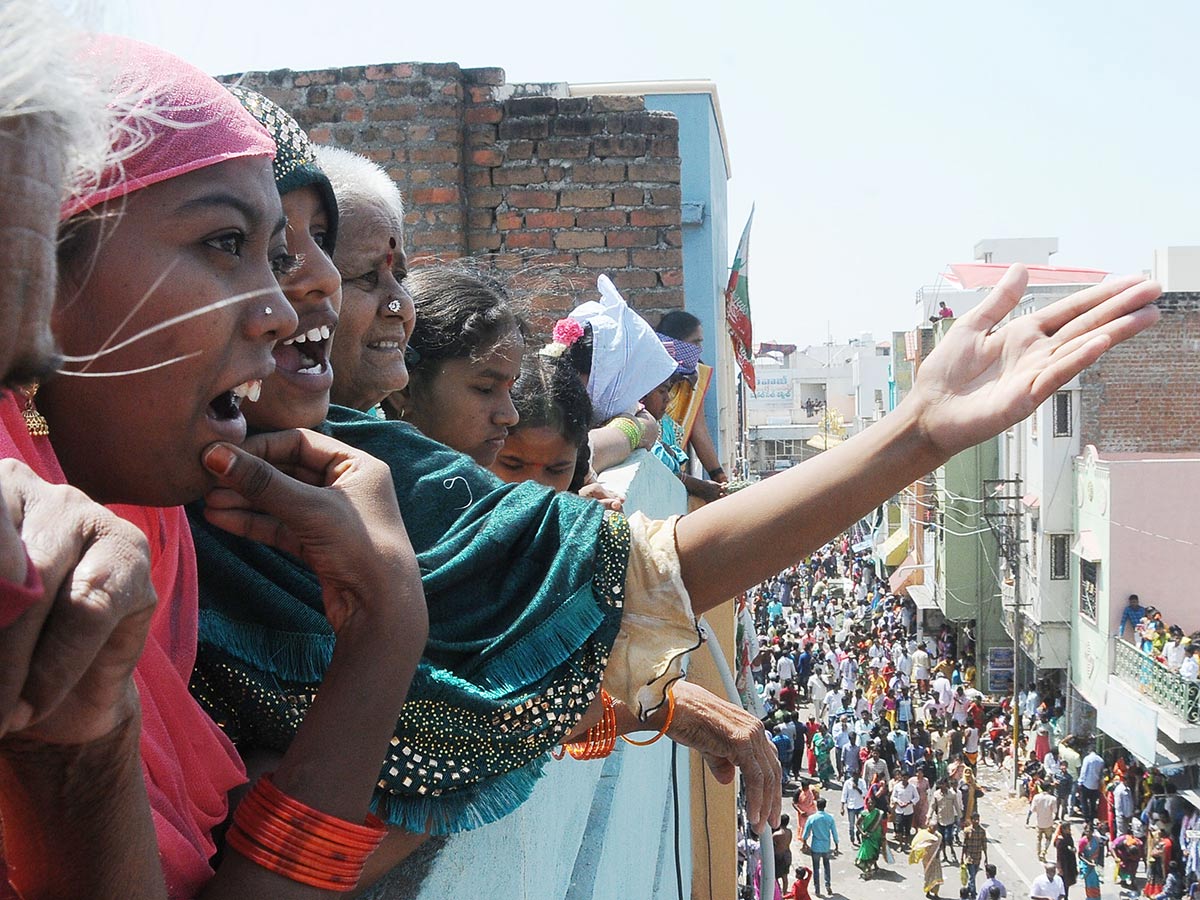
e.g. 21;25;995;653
677;267;1161;614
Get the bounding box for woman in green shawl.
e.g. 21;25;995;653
855;798;885;878
812;725;835;784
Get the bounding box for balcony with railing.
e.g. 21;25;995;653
1113;638;1200;726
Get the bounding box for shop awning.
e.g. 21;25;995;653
1072;530;1102;562
906;583;938;610
888;552;922;593
878;527;909;566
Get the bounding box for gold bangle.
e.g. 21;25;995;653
621;686;676;747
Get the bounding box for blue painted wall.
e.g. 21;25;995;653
644;92;730;458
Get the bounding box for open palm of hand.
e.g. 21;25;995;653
909;265;1161;459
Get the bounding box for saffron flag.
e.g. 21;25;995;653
725;207;756;391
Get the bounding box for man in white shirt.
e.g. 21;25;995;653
890;773;920;849
840;774;866;845
932;673;953;717
911;643;931;691
1181;647;1200;682
777;651;797;684
1029;862;1065;900
1164;636;1187;671
808;670;829;709
1028;784;1058;859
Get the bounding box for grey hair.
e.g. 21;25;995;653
0;0;111;205
314;145;405;224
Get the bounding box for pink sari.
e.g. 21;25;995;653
0;397;245;898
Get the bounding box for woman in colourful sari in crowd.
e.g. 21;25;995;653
855;798;885;878
1076;821;1104;900
908;824;944;899
812;725;835;784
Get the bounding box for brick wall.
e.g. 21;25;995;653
221;63;684;333
1080;291;1200;452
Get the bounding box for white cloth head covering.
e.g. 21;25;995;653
570;274;676;423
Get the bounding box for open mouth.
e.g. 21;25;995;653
208;379;262;421
277;324;333;378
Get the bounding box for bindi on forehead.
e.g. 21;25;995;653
385;236;396;270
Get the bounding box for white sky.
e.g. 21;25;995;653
84;0;1200;347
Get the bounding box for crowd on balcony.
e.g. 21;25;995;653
1118;593;1200;681
0;4;1164;898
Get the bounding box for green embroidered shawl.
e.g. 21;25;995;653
188;406;629;834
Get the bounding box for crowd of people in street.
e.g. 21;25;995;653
737;542;1200;900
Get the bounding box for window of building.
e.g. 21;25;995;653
1050;534;1070;580
1079;559;1098;622
1053;391;1072;437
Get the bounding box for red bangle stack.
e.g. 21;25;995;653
553;689;617;760
226;774;387;892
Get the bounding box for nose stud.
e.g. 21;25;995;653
388;299;403;314
264;307;273;316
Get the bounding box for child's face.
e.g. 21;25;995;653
640;379;672;419
489;425;577;492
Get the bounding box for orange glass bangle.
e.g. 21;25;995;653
621;686;676;747
556;690;618;760
226;825;359;891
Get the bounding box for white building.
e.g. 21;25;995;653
745;336;890;477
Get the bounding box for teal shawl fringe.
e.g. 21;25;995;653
188;406;629;835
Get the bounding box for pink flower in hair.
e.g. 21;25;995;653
552;318;585;347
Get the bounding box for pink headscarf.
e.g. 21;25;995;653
61;35;275;220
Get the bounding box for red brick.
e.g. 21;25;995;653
660;269;685;287
607;270;658;290
468;231;501;251
650;186;681;206
525;210;576;228
412;187;460;205
334;85;356;102
493;211;521;230
467;209;493;230
372;104;419;121
492;166;548;186
308;127;332;144
649;137;679;158
570;162;627;182
410;146;459;164
466;106;503;124
343;106;365;123
466;169;492;188
664;229;683;247
554;232;606;250
469;148;503;167
612;187;644;206
593;136;647;158
504;141;536;160
630;207;679;227
506;231;553;249
576;210;627;227
561;189;612;208
606;230;657;248
633;248;683;268
590;95;643;112
506;189;558;209
499;118;550;141
468;189;501;211
537;138;591;159
621;111;678;136
578;249;629;268
554;116;606;137
627;162;680;183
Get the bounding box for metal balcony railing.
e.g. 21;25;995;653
1113;639;1200;724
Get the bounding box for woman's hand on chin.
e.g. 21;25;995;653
200;430;427;641
0;459;156;746
906;265;1161;460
